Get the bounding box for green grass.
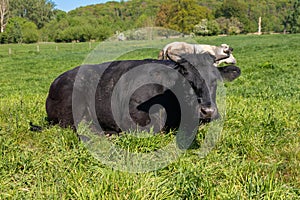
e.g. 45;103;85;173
0;34;300;199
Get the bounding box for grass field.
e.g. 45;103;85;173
0;34;300;199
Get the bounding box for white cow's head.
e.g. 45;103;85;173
215;44;236;65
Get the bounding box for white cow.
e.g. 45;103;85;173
158;42;236;66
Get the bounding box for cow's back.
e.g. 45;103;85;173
46;59;177;133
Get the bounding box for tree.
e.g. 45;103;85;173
289;0;300;33
0;0;9;33
9;0;55;29
135;14;155;27
215;0;253;33
216;0;247;19
155;3;172;27
6;17;23;43
156;0;212;34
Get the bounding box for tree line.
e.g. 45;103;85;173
0;0;299;44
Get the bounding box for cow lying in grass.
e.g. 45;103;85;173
45;53;240;142
158;42;236;66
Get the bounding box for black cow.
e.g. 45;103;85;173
46;53;240;141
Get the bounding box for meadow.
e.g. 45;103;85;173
0;34;299;199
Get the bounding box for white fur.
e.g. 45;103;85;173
158;42;236;66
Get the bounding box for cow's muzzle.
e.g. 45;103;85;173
199;105;219;121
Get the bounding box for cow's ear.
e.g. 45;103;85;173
218;65;241;82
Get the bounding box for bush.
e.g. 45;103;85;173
1;17;39;44
0;32;9;44
22;21;39;43
193;19;220;36
216;17;244;35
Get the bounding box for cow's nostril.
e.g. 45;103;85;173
200;106;216;118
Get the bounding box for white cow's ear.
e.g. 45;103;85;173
221;44;233;54
221;44;228;50
218;65;241;82
224;47;234;54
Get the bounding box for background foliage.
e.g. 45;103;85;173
0;0;299;43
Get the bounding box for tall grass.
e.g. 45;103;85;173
0;34;299;199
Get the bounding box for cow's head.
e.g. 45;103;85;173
215;44;237;65
176;53;241;122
